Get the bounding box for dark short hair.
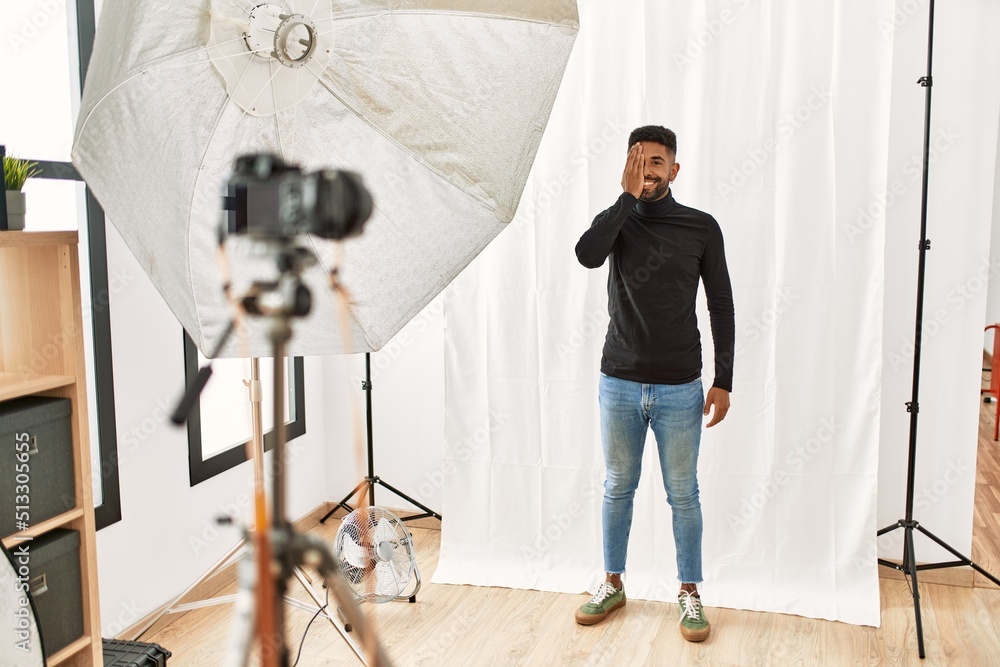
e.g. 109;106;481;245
628;125;677;155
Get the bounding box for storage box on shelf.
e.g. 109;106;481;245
0;231;102;666
30;528;85;659
0;396;77;536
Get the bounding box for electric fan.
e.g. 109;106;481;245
334;507;421;603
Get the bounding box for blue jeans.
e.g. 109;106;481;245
600;373;704;584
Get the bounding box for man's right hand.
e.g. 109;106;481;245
621;143;645;199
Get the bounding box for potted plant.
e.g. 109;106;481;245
4;153;40;231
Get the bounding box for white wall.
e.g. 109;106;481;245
95;222;333;636
983;116;1000;353
876;0;1000;564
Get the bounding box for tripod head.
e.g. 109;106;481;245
241;243;316;321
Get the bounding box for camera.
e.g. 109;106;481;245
225;153;373;241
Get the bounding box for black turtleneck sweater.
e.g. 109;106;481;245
575;191;735;392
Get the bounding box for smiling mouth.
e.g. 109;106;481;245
643;179;659;188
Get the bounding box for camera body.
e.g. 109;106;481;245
225;153;372;241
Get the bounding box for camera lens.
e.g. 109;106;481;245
309;169;373;240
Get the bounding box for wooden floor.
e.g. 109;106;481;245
973;378;1000;590
142;398;1000;666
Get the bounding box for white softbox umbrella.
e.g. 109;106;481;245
73;0;578;357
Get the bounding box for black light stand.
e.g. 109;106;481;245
876;0;1000;658
321;353;442;524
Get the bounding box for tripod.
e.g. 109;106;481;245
320;353;442;524
876;0;1000;658
163;240;392;666
134;357;366;663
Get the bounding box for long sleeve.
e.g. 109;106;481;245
587;190;730;388
575;192;637;268
702;221;735;391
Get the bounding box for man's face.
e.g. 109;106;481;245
637;141;679;202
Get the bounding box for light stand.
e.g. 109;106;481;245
876;0;1000;658
133;355;366;664
164;239;392;666
258;241;392;667
320;353;442;524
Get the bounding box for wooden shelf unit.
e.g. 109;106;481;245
0;372;75;403
48;636;94;667
0;232;102;666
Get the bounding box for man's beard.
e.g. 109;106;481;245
639;179;670;202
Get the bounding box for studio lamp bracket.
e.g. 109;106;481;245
244;4;319;68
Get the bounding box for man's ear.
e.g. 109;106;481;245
671;161;681;181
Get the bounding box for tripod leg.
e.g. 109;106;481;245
321;480;371;523
338;606;352;633
129;538;247;641
915;524;1000;587
878;519;904;536
374;478;442;520
291;567;366;662
904;527;926;659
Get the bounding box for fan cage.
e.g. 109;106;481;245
334;507;419;603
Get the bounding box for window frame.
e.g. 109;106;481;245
183;332;307;486
28;0;126;530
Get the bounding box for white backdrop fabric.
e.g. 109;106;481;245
433;0;895;627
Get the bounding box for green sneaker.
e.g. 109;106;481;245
575;582;626;625
678;591;710;642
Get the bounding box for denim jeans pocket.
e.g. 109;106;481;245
660;379;704;422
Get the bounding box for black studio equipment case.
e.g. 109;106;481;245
103;639;172;666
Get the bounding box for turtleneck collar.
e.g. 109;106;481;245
635;189;677;217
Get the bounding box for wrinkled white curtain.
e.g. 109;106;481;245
434;0;894;625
